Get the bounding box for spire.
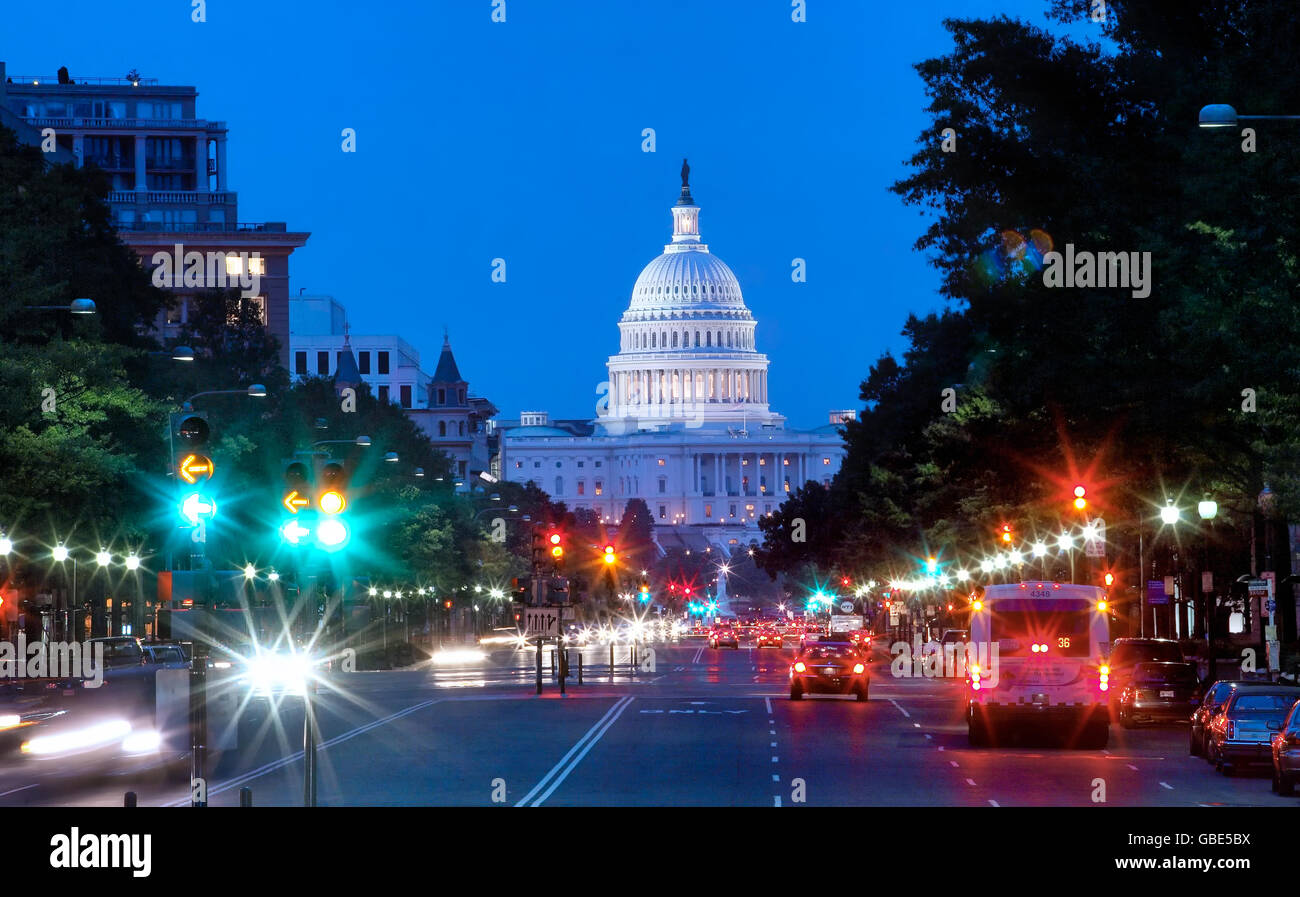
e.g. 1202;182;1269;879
432;332;464;383
334;323;360;391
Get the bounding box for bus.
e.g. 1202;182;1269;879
966;582;1111;749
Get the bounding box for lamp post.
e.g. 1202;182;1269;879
1198;497;1218;682
1198;105;1300;129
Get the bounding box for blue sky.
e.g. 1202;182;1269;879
5;0;1077;427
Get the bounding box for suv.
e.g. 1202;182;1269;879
1106;638;1184;713
86;636;146;670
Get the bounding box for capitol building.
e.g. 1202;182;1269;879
498;164;847;554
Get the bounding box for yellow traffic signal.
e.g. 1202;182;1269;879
319;490;346;514
999;524;1013;544
1073;485;1087;510
549;531;564;560
603;544;617;565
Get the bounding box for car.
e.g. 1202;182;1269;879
1206;686;1300;775
1105;638;1184;713
709;627;739;649
847;630;873;651
755;628;782;648
1270;698;1300;795
789;643;869;701
86;636;147;670
142;643;190;669
1190;680;1266;757
1116;662;1200;728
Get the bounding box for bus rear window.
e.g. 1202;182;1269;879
990;610;1092;657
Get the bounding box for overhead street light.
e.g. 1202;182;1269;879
24;298;96;315
1198;104;1300;129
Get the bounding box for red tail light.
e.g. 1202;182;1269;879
1227;721;1236;740
794;662;806;673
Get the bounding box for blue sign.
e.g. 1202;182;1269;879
1147;580;1168;605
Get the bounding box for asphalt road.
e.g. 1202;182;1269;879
0;639;1290;807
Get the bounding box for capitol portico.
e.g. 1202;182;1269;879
498;163;846;554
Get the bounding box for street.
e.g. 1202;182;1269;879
0;638;1282;808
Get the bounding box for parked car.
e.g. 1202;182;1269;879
1116;662;1200;727
1270;697;1300;795
1191;680;1265;757
1206;686;1300;775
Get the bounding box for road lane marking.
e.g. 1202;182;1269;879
773;795;781;807
1127;764;1138;771
769;729;775;735
889;699;910;718
988;799;1000;807
966;778;977;786
765;697;773;714
949;761;959;767
0;784;38;798
772;774;779;782
523;696;636;807
770;742;777;747
1159;782;1173;790
772;756;778;762
165;696;446;806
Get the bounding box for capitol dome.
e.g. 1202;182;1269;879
601;161;778;431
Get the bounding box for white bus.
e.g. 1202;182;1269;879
966;582;1111;749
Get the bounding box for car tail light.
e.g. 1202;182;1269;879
794;662;806;673
1227;721;1236;740
853;663;865;674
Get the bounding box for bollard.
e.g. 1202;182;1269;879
240;787;253;807
551;648;557;681
559;648;566;695
609;643;615;681
124;791;137;808
578;653;583;685
536;637;543;695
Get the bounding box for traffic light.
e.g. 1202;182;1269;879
512;576;532;605
174;412;217;527
548;530;564;566
925;557;938;574
313;459;350;550
1103;571;1115;588
639;575;651;602
998;524;1013;544
1073;485;1087;511
603;544;617;565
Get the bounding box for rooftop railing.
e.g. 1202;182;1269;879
9;75;162;86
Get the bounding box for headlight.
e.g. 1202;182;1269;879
0;713;21;731
244;651;312;695
21;719;132;755
121;729;162;755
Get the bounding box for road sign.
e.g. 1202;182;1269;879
839;600;855;614
1084;517;1106;558
178;453;213;484
1147;580;1167;605
522;607;561;637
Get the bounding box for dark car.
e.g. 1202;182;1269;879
142;643;190;669
1116;662;1200;727
789;643;869;701
1190;680;1266;758
1106;638;1184;713
1270;698;1300;795
86;636;147;670
709;627;739;649
1207;687;1300;775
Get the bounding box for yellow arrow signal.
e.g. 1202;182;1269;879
179;453;213;484
283;490;310;513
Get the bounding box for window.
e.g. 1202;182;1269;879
459;388;466;403
658;505;666;519
595;461;602;468
657;458;665;466
556;461;562;468
437;388;445;405
577;480;585;496
658;478;667;494
704;504;712;518
514;461;522;469
295;351;307;375
594;480;603;495
358;352;371;374
534;461;541;469
729;504;736;517
400;384;412;408
823;458;831;465
378;351;390;375
459;421;465;435
577;461;585;468
378;385;389;403
439;421;446;436
317;351;329;375
555;477;563;495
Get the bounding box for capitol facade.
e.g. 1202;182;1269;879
498;165;847;554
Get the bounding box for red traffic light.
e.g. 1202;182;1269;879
1073;485;1087;510
549;533;562;545
999;524;1013;543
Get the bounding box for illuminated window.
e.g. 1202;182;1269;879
657;458;665;466
594;480;603;496
823;458;830;465
658;505;666;519
704;504;712;518
577;480;585;495
248;256;266;276
514;461;522;469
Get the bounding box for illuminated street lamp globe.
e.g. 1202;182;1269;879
96;549;112;567
1159;502;1181;526
1057;533;1074;551
243;563;256;579
979;559;994;574
125;554;141;571
0;535;12;555
52;545;69;562
955;568;970;582
1031;541;1048;558
1198;497;1218;520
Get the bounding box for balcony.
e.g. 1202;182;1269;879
115;220;287;234
109;190;235;205
22;117;224;131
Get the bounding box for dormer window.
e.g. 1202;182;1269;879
438;388;446;405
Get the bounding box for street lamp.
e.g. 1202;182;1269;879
24;298;96;314
1159;501;1181;526
124;554;141;571
1198;104;1300;129
95;549;111;567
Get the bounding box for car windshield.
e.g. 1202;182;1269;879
100;641;142;667
1232;693;1300;713
1134;664;1196;684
